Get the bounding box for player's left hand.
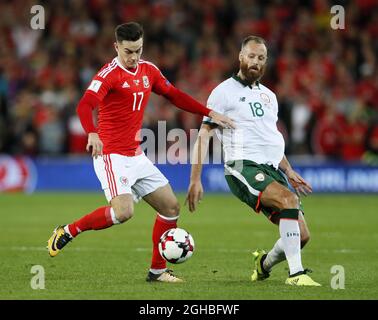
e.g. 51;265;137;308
208;111;235;129
185;181;204;213
285;168;312;196
87;132;103;159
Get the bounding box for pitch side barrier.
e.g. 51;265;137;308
0;155;378;193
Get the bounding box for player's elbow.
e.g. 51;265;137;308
77;93;99;114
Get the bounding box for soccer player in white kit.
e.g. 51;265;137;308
47;22;234;283
186;36;321;286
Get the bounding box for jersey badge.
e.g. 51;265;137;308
255;173;265;182
120;176;129;186
260;93;270;103
133;79;140;86
87;80;102;93
142;76;150;88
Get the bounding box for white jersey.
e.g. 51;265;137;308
203;75;285;168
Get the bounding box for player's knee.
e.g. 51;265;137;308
113;205;134;223
161;200;180;218
168;201;180;217
280;191;299;209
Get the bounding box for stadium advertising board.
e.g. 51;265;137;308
1;156;376;193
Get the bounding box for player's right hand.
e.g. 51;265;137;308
185;181;204;213
285;168;313;196
86;133;103;159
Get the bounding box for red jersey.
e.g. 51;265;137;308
85;57;172;156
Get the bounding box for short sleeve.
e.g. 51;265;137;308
202;87;226;124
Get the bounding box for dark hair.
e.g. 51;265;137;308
115;22;144;42
241;35;267;49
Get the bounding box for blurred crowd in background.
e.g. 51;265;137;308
0;0;377;163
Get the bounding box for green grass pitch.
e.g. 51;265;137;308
0;192;377;300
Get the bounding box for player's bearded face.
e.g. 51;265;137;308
239;42;267;84
115;38;143;69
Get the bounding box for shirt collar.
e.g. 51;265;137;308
116;57;139;76
232;73;260;89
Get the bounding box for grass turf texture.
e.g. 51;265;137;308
0;193;377;300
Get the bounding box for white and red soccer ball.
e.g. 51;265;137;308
158;228;195;264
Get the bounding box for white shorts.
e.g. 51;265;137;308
93;153;169;203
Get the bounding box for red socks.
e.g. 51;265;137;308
67;206;114;237
66;208;178;272
150;213;178;270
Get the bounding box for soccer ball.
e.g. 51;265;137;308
158;228;195;264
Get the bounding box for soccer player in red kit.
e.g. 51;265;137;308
47;22;234;283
